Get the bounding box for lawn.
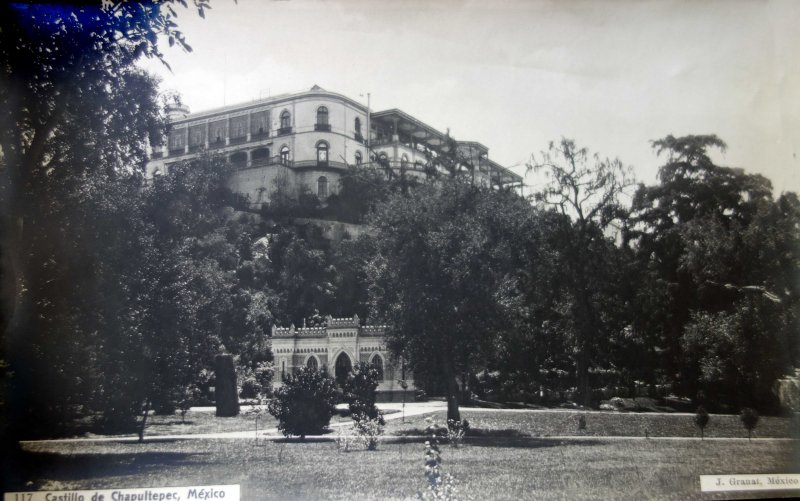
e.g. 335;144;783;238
386;409;795;439
8;409;798;500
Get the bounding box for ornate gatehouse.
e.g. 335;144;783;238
271;314;414;401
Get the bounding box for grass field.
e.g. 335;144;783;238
9;409;799;500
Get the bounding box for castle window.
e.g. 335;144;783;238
371;354;384;381
317;106;328;125
354;116;363;141
278;110;292;135
317;176;328;198
316;141;329;165
306;356;318;370
280;145;290;165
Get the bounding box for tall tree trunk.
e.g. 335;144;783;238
442;358;461;421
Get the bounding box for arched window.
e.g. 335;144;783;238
316;106;329;125
355;117;362;135
317;176;328;198
371;355;384;381
306;356;318;370
354;151;363;166
316;141;329;165
280;145;290;165
280;110;291;129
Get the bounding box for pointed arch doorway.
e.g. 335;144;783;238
334;352;352;385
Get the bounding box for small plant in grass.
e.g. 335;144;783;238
354;415;384;450
417;440;463;500
446;419;469;448
695;405;710;440
177;385;201;424
740;407;759;441
335;427;352;453
267;366;337;439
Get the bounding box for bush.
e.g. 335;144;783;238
446;419;469;447
343;362;384;424
354;416;384;451
267;366;337;439
740;407;759;441
240;376;262;399
695;406;710;440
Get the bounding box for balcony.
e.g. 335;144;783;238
229;135;247;145
314;123;331;132
209;138;226;149
188;144;203;153
250;131;269;142
168;147;185;156
277;126;293;136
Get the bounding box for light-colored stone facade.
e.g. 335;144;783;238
146;85;523;208
271;315;414;401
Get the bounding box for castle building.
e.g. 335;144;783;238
146;85;523;207
271;315;414;402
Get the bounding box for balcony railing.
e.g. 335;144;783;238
247;155;293;169
168;147;185;156
277;126;293;136
250;131;269;142
229;136;247;145
314;123;331;132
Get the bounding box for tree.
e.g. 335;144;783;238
695;406;710;440
367;179;534;420
629;135;800;409
0;0;211;439
527;138;634;405
268;366;338;439
343;362;384;424
740;407;759;441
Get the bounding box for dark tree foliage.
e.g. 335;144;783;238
629;135;800;411
0;0;213;440
268;366;338;439
367;179;535;420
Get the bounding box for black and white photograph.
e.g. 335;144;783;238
1;1;799;499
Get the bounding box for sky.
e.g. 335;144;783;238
139;0;800;195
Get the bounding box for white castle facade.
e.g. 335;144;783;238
146;85;522;207
271;315;414;401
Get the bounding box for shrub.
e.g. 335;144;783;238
254;361;275;397
354;416;384;450
446;419;469;447
177;385;201;424
695;406;710;440
240;376;262;400
740;407;759;441
267;367;337;439
343;362;384;424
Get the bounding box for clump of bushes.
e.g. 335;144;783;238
268;366;337;439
